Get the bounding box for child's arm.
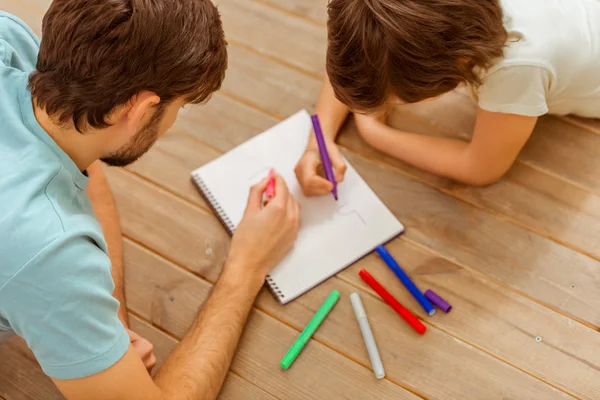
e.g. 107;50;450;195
355;108;538;186
295;76;350;196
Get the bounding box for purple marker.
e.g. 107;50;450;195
311;114;338;200
424;289;452;313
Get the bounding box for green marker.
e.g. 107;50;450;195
280;290;341;369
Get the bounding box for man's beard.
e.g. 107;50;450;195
101;106;164;167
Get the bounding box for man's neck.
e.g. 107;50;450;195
33;104;103;172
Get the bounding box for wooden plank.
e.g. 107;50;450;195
12;0;600;198
126;133;600;398
129;315;280;400
0;317;280;400
123;237;572;399
254;0;327;25
139;111;600;329
339;240;600;399
219;0;600;196
5;0;600;396
6;0;326;119
223;45;320;118
520;117;600;193
337;114;600;260
123;240;418;400
345;150;600;325
216;0;326;77
1;0;44;36
564;116;600;136
0;337;63;400
174;95;278;150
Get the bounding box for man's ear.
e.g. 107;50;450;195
125;91;161;136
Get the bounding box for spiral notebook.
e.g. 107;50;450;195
191;110;404;304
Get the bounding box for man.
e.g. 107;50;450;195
0;1;300;399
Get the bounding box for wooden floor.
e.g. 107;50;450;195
1;1;600;399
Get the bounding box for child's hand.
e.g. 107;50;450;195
295;139;346;197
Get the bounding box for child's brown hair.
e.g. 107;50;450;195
326;0;507;112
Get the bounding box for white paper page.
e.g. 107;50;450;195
193;110;404;303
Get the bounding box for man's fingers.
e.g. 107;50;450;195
126;329;141;342
247;177;270;212
267;173;290;207
147;354;157;370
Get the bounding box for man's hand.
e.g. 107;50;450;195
53;174;302;400
294;140;346;197
128;329;156;372
227;173;300;282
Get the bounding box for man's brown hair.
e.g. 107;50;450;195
327;0;507;112
30;0;227;132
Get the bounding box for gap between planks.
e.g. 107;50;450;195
559;116;600;137
6;0;595;397
120;227;419;394
141;125;600;334
217;84;600;253
236;0;600;200
116;165;591;400
250;0;327;28
127;310;286;400
12;0;600;223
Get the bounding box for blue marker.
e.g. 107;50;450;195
376;245;436;316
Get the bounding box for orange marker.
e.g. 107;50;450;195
265;168;276;200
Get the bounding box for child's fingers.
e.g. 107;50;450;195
305;175;334;196
330;147;347;183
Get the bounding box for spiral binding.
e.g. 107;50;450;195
191;172;285;301
192;173;235;234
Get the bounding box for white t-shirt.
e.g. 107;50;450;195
478;0;600;118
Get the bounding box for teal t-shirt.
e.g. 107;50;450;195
0;12;129;380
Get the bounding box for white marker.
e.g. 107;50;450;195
350;292;385;379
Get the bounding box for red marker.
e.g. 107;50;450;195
359;269;426;335
265;169;276;200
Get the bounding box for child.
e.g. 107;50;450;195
295;0;600;192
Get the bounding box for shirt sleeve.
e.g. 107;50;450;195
478;65;553;117
0;234;130;380
0;12;40;70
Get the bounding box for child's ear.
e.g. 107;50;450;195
125;91;161;136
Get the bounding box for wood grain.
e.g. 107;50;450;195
216;0;326;77
253;0;327;25
521;117;600;193
174;94;278;150
129;315;280;400
222;45;321;118
0;338;63;400
220;0;600;198
123;238;572;399
564;116;600;136
4;1;599;399
123;240;419;400
126;132;600;398
138;111;600;330
337;113;600;260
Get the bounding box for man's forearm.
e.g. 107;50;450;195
154;265;262;400
86;161;128;326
